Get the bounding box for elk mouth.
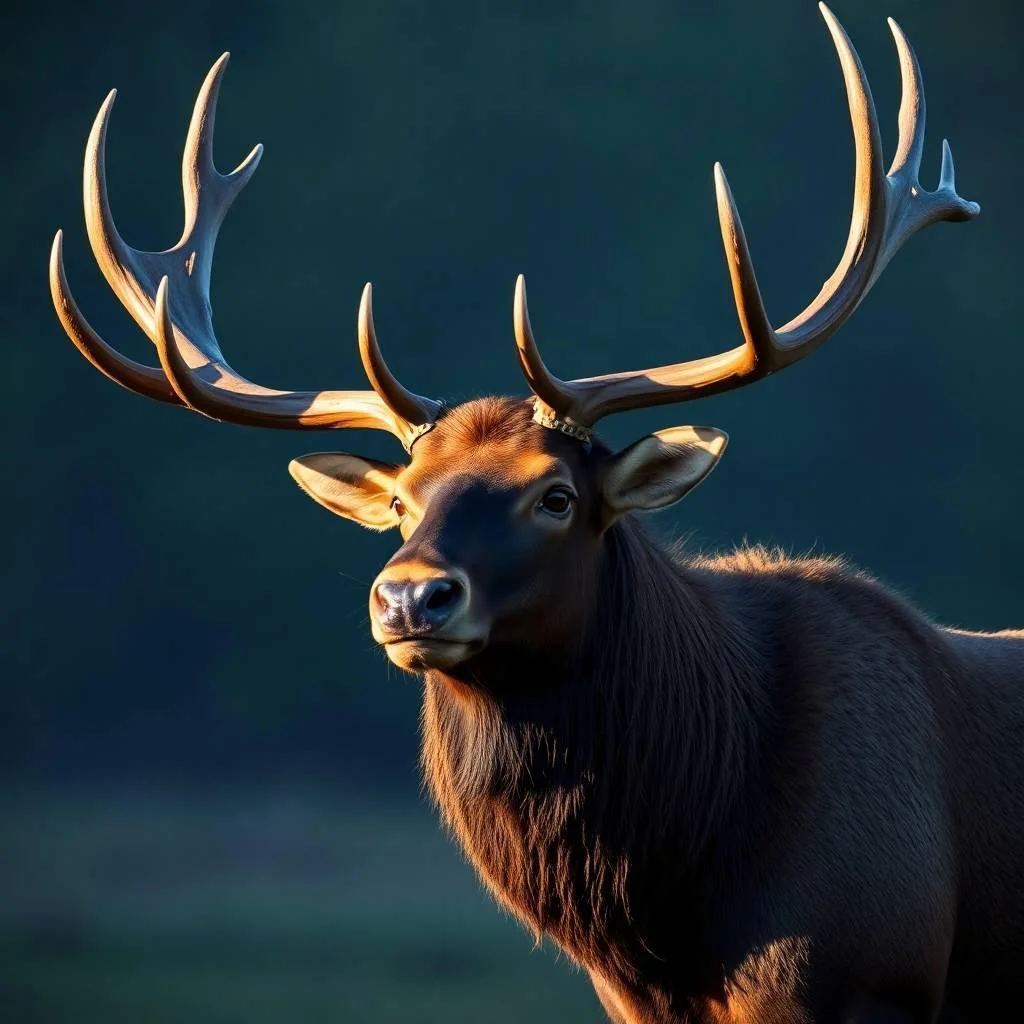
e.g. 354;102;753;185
383;636;485;671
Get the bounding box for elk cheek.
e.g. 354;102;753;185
498;560;587;653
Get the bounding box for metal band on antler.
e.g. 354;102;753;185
514;4;979;436
530;404;593;443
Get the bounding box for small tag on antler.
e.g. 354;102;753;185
531;401;592;442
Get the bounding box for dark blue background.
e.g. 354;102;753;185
2;1;1020;1019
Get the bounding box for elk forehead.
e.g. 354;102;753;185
397;398;584;510
369;398;598;674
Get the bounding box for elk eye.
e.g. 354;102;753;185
537;486;575;519
390;496;407;518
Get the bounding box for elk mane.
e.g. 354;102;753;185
419;514;772;966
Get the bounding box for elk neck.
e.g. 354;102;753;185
418;514;773;973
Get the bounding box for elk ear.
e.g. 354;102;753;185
602;426;728;520
288;453;404;530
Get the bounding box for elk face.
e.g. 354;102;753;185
289;399;727;673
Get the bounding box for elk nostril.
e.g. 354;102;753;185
425;578;461;611
374;581;403;615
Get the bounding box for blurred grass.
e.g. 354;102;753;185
0;791;598;1023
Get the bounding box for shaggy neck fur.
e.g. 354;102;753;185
419;515;770;986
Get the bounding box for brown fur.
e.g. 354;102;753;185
379;398;1024;1023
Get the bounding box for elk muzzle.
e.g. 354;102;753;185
370;564;483;670
374;576;464;632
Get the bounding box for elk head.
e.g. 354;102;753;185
51;5;978;681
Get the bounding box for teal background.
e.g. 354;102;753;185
2;0;1020;1020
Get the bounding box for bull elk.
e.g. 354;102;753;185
50;5;1021;1022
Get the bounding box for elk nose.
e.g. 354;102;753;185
373;576;466;634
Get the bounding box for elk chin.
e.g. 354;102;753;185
383;637;483;672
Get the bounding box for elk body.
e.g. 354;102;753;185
50;6;1021;1022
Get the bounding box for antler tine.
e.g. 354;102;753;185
182;54;263;227
886;17;976;223
72;89;160;363
359;283;442;429
513;275;576;417
515;4;979;432
178;54;263;301
886;18;926;183
52;54;439;451
50;229;184;406
868;17;980;279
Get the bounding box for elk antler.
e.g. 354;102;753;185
514;4;980;435
50;53;440;451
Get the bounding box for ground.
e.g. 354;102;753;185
0;789;596;1024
